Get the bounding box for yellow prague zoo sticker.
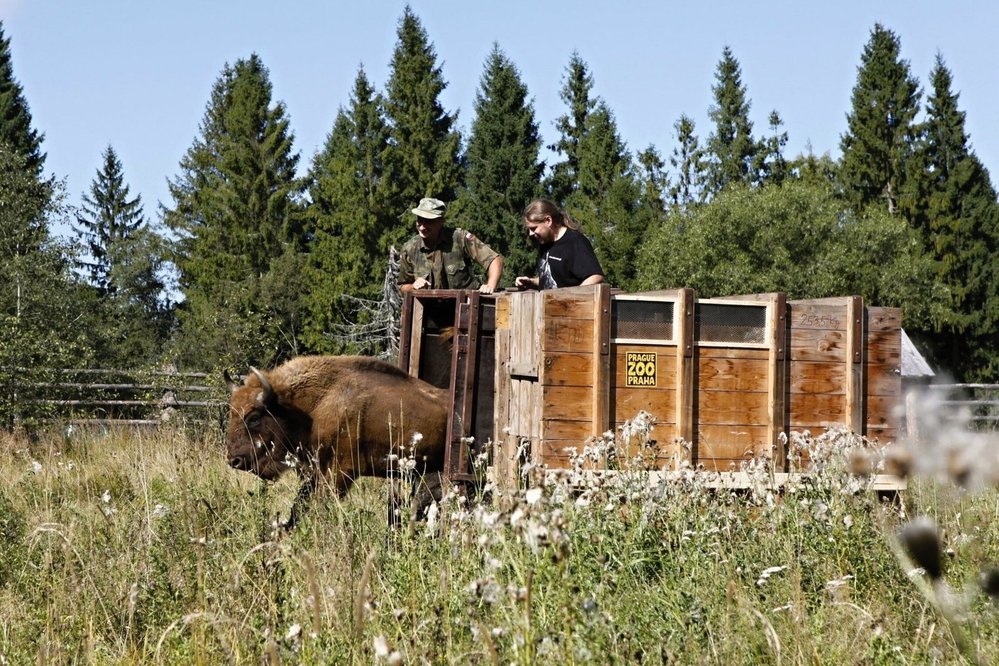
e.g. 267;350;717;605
626;352;657;387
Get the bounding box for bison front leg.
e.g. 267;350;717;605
284;471;356;530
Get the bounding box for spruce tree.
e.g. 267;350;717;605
382;7;462;252
912;55;999;379
457;44;544;280
163;54;306;368
839;24;921;215
547;52;596;202
304;67;394;353
567;102;642;289
0;21;45;179
756;110;789;186
705;47;759;194
668;114;707;209
73;145;145;295
73;145;171;366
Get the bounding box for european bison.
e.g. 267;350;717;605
225;355;449;527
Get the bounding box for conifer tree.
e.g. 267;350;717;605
0;21;45;179
705;47;759;194
74;145;171;366
757;111;789;186
567;102;642;289
382;7;462;252
547;52;596;202
73;145;145;294
457;44;544;280
304;67;394;353
668;114;706;209
839;24;921;215
163;54;306;368
911;55;999;379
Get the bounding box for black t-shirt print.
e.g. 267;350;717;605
537;228;604;289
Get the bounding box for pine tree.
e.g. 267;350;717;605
705;47;759;194
567;102;642;289
547;52;596;202
304;67;394;353
911;54;999;379
668;114;706;209
163;54;306;368
0;21;45;178
382;7;462;253
839;24;921;215
457;44;544;280
73;145;145;295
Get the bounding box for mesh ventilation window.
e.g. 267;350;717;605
611;300;675;341
696;304;767;344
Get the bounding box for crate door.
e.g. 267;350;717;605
693;296;781;471
535;285;610;469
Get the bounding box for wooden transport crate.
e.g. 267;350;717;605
399;286;902;487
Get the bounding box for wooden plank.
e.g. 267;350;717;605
788;329;847;362
592;284;611;438
696;390;769;425
865;425;898;444
406;298;425;377
495;295;510;330
542;318;595;353
867;307;902;332
544;288;598;319
768;292;787;470
866;331;902;362
697;357;769;392
696;424;772;456
542;419;593;441
790;362;846;394
676;288;695;458
493;325;515;490
788;392;848;427
845;296;864;432
613;387;676;423
866;363;901;396
541;352;593;386
542;385;593;421
866;395;902;428
696;347;770;361
789;301;851;330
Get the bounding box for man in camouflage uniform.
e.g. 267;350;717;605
398;198;504;294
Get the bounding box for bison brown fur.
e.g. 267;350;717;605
225;355;449;527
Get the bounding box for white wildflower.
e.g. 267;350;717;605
373;635;389;657
525;487;542;505
31;460;42;474
285;623;301;642
756;565;787;586
101;490;112;504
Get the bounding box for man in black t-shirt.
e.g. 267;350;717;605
514;199;605;290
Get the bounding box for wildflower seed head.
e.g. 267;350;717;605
899;516;943;581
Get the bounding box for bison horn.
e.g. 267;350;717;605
250;367;274;404
223;369;240;392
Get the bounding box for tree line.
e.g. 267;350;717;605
2;10;997;421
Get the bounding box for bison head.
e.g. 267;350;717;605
225;367;311;481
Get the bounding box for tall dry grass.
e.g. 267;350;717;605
0;406;998;663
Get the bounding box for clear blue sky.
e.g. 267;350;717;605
3;0;997;230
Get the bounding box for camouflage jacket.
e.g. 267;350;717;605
398;227;499;290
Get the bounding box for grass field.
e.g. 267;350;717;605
1;418;998;664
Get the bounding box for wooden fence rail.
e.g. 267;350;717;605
1;367;227;428
920;383;999;428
